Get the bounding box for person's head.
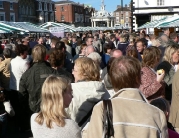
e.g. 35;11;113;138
55;41;66;52
38;37;43;45
50;36;59;48
163;44;179;64
103;43;113;54
109;56;141;92
85;45;95;56
142;46;161;68
170;32;178;43
73;57;100;82
87;52;101;65
61;38;68;45
136;39;147;53
3;48;12;58
110;34;116;42
126;46;138;59
72;36;77;43
163;28;170;37
35;75;72;128
86;37;94;46
48;49;64;68
79;43;87;55
119;34;128;43
110;49;123;58
150;98;170;120
32;44;46;62
15;44;29;59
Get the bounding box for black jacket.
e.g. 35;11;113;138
19;62;59;113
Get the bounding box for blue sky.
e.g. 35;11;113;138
58;0;131;12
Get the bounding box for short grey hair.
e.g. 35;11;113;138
87;52;102;65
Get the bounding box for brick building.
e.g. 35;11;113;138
113;4;131;28
55;0;93;27
0;0;18;22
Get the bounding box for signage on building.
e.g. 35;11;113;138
49;27;64;38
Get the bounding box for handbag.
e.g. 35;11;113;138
103;100;114;138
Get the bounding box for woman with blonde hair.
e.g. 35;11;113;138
31;75;81;138
67;57;110;128
157;44;179;101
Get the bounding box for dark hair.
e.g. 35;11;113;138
15;44;29;56
136;38;147;47
109;56;141;92
3;48;12;58
150;98;170;113
48;49;65;68
170;32;178;40
51;36;59;45
103;43;113;53
142;46;161;68
110;34;116;40
55;41;66;51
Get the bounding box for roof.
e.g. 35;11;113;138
0;22;49;33
114;7;130;12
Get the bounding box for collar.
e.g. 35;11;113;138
111;88;149;103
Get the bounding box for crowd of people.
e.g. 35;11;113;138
0;28;179;138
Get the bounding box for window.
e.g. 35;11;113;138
26;6;28;15
0;1;3;9
126;17;129;22
44;3;47;11
50;13;54;21
10;3;13;10
116;17;119;23
126;12;128;16
49;3;52;11
39;2;42;10
157;0;164;6
0;12;5;21
10;13;15;22
29;7;32;15
61;6;64;11
61;15;64;21
116;12;119;16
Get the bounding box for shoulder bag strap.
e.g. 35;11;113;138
103;100;114;138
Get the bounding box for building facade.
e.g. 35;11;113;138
91;0;115;27
55;0;93;27
0;0;18;22
35;0;55;23
18;0;36;23
113;4;131;28
133;0;179;31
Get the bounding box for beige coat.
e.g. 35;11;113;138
83;88;168;138
0;58;11;89
169;70;179;128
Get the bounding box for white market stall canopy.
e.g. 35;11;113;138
39;22;78;32
40;22;129;32
0;22;49;33
138;15;179;29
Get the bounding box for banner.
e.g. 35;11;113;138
49;27;64;38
